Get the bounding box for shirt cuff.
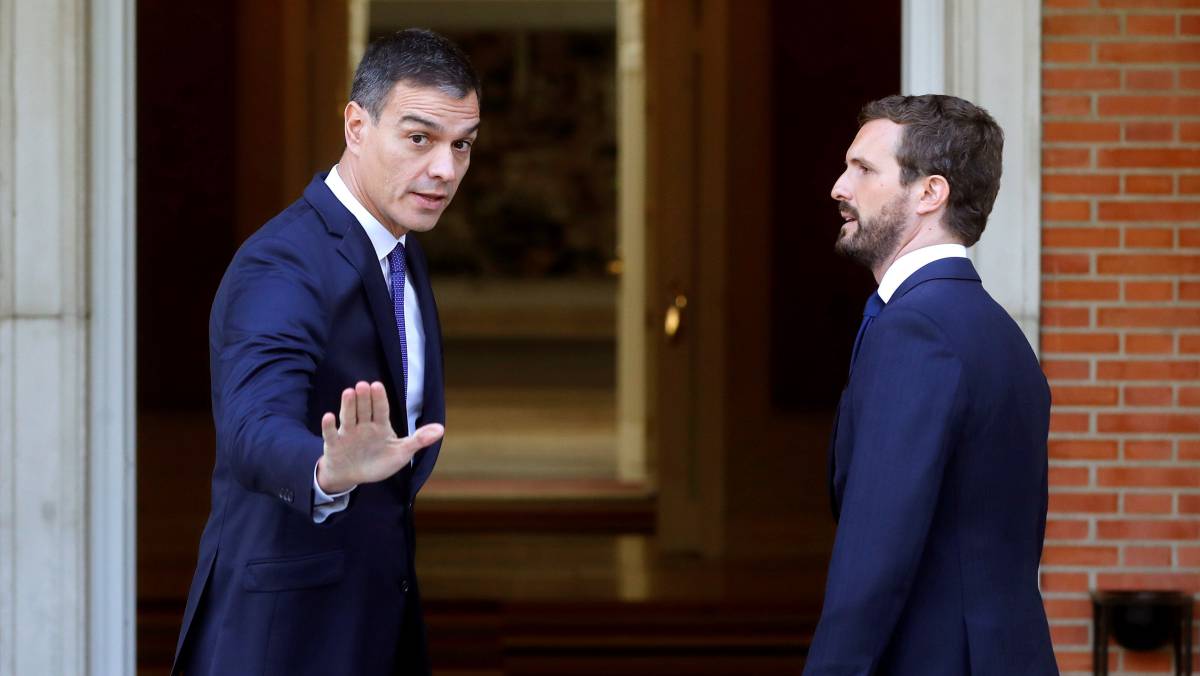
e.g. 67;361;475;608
312;459;356;524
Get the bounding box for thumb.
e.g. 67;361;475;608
412;423;445;447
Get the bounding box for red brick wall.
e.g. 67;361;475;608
1042;0;1200;672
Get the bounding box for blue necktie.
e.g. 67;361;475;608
387;242;408;390
849;292;884;374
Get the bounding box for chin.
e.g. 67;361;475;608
387;208;440;234
404;217;441;234
834;232;862;258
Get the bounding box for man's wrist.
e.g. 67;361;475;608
316;455;353;494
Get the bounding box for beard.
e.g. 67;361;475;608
834;194;909;270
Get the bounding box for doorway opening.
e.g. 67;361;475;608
132;0;902;670
370;0;651;500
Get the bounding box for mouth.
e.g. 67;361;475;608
411;191;448;209
840;211;858;230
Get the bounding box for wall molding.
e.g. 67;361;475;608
88;0;138;672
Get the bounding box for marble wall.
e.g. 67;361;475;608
0;0;135;673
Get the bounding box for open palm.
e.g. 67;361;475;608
316;381;444;494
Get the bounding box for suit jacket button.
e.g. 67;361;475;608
400;580;410;593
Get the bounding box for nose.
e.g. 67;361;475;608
831;169;853;204
427;145;457;183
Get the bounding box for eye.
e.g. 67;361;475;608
409;134;429;146
452;139;473;152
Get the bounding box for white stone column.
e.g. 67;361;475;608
0;0;136;673
903;0;1043;352
1;0;89;673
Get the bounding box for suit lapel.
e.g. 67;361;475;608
303;174;444;497
304;175;411;436
403;236;444;496
337;227;411;432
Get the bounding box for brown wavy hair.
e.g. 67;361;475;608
859;94;1004;247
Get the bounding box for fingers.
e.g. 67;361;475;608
339;388;356;427
320;412;338;444
370;381;390;426
354;381;371;423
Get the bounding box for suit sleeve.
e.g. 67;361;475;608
804;306;966;675
211;234;329;518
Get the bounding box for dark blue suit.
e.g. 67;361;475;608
174;174;445;675
805;258;1058;676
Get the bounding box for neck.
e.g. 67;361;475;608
871;218;961;283
336;153;409;238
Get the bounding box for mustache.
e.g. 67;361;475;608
839;205;860;221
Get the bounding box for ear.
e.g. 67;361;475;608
915;174;950;216
344;101;370;156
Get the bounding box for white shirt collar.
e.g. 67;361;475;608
325;165;405;262
876;243;968;303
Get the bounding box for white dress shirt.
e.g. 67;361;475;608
312;165;426;523
876;243;968;303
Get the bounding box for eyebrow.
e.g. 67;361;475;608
399;114;480;137
847;156;874;169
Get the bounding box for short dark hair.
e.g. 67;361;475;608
350;28;481;122
858;94;1003;247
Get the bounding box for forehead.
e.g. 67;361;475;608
382;81;481;131
847;118;902;164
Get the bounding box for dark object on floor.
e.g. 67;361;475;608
1092;589;1194;676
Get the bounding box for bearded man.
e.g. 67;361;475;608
803;94;1058;676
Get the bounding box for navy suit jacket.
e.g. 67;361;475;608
804;258;1058;676
173;174;445;675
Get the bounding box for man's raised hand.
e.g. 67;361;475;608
316;381;444;494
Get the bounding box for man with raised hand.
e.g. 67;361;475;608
174;29;480;675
